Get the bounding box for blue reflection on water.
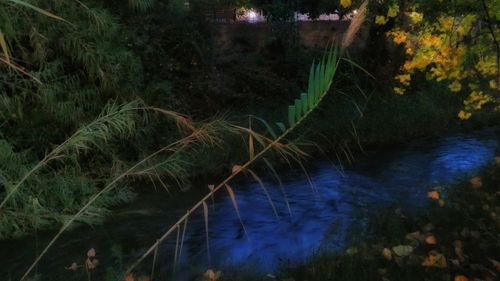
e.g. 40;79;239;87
176;133;497;274
0;132;497;280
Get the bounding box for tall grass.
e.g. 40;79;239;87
17;112;236;280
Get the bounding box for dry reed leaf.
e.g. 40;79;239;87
0;31;10;64
262;157;292;216
0;57;42;84
248;131;255;160
469;176;482;188
174;224;181;267
87;248;96;258
247;169;279;217
427;190;440;200
202;200;211;264
178;215;189;262
232;165;243;174
225;184;248;237
86;258;98;270
342;0;368;49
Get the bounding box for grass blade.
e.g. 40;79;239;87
294;99;302;120
248;131;255;160
308;63;315;107
0;30;10;64
263;157;292;217
288;105;296;127
250;115;277;139
275;122;286;133
300;93;309;114
247;169;279;218
202;200;211;265
225;184;248;238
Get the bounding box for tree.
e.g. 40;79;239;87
373;0;499;119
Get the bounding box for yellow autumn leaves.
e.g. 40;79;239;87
375;4;399;25
380;5;498;120
340;0;352;8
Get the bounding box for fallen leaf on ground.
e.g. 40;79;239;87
346;247;358;255
124;274;135;281
422;251;447;268
392;245;414;257
425;234;437;245
427;190;440;200
454;240;466;262
454;275;469;281
382;248;392;260
203;269;222;281
470;176;482;188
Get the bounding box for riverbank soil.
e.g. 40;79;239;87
280;157;500;281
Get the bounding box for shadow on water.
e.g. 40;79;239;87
1;129;498;280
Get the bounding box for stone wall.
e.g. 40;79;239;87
213;21;367;51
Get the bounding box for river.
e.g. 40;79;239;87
1;129;498;280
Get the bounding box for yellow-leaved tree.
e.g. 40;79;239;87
375;0;499;120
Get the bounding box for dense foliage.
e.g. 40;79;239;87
370;0;499;119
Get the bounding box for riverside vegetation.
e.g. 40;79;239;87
0;0;499;280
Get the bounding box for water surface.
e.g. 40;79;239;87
1;130;498;280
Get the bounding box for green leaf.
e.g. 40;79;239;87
275;122;286;133
294;99;301;121
307;63;315;107
314;63;321;100
320;54;327;92
392;245;414;257
288;105;296;127
250;116;277;139
300;93;308;114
